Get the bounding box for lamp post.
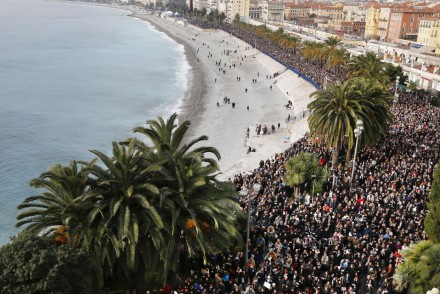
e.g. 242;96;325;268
394;76;400;106
350;120;364;187
239;182;261;269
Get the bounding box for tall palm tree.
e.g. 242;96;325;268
132;113;220;168
347;52;390;84
394;241;440;293
85;141;165;286
326;48;350;73
132;114;244;283
307;78;392;168
16;160;97;243
284;152;327;198
158;154;243;282
283;35;301;55
324;36;342;50
301;41;326;67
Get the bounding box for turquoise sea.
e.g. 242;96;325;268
0;0;189;244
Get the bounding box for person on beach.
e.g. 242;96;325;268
246;128;250;138
247;106;249;111
270;85;272;90
217;102;220;107
245;88;248;93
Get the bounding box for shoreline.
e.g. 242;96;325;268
60;2;316;180
121;11;317;180
129;13;206;138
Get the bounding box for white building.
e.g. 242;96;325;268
258;1;285;22
342;4;366;22
217;0;250;22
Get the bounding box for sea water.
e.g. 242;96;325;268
0;0;190;244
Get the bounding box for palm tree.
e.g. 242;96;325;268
347;52;390;84
158;154;243;282
307;78;392;168
132;113;220;168
132;114;244;283
301;41;321;61
284;152;327;198
16;160;97;244
326;48;349;73
394;241;440;293
288;35;301;55
85;141;165;286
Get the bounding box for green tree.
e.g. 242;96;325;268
85;141;164;287
284;152;327;198
16;160;97;244
326;48;349;72
307;78;393;168
383;63;407;85
394;241;440;293
394;165;440;293
430;91;440;107
347;52;390;84
301;41;326;67
132;114;244;283
0;234;97;294
425;166;440;243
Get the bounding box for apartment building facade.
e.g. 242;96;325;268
387;8;435;42
417;17;440;47
364;3;381;38
259;1;285;22
284;3;310;20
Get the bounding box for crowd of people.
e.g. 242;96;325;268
160;19;440;294
186;18;345;88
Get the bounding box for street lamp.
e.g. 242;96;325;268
394;76;400;105
350;119;364;187
239;182;261;269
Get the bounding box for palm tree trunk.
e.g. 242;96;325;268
294;186;300;198
331;141;340;169
332;149;338;169
345;148;352;168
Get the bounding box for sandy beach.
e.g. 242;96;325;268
129;11;317;180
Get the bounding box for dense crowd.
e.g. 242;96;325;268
159;20;440;294
186;18;345;87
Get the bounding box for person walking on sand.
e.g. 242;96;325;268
247;105;249;111
246;128;250;138
245;88;248;93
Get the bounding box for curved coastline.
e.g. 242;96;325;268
60;1;316;179
130;14;206;134
127;12;317;180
